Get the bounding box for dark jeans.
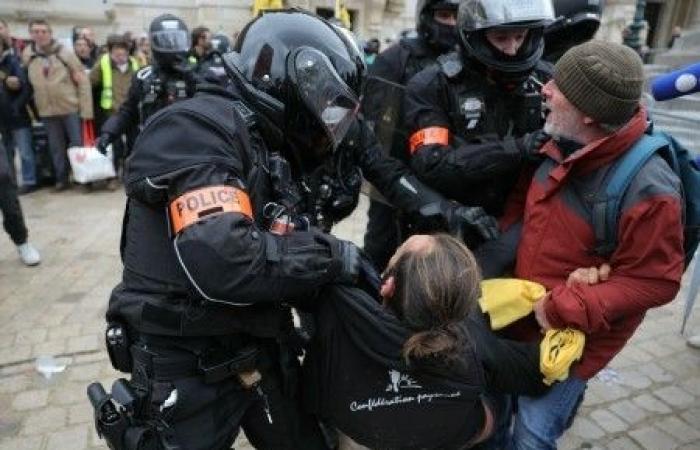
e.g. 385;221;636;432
43;114;82;183
363;199;400;272
1;126;36;186
0;139;28;245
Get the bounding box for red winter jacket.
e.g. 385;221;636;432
502;107;684;379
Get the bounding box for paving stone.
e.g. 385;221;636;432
609;399;650;424
587;381;630;403
52;382;90;406
607;436;642;450
14;328;48;346
680;407;700;429
652;385;696;408
48;325;82;340
68;402;93;425
589;408;629;433
12;389;49;411
0;436;44;450
0;345;31;365
66;335;100;354
21;406;67;434
637;361;675;383
67;362;102;382
632;393;673;414
680;376;700;396
617;370;653;390
655;416;700;444
33;339;67;358
568;416;605;441
0;375;30;394
46;424;88;450
629;425;679;450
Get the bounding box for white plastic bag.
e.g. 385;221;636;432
68;145;116;183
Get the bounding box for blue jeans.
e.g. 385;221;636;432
507;377;587;450
1;126;36;186
43;114;82;183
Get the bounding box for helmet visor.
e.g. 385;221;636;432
459;0;555;31
150;29;190;53
291;48;360;152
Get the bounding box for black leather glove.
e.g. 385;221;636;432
95;132;114;155
335;240;363;285
517;130;550;162
417;202;499;242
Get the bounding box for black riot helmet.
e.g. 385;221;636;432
416;0;460;52
149;14;191;71
544;0;603;62
211;33;231;54
457;0;554;77
225;9;364;174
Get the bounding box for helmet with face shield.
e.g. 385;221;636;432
226;9;364;174
457;0;554;77
415;0;461;52
149;14;191;71
544;0;603;62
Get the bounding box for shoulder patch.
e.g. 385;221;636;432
137;66;153;80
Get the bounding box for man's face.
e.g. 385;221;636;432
73;39;91;58
485;28;529;56
542;80;586;142
433;8;457;27
81;27;96;45
30;24;52;48
111;47;129;66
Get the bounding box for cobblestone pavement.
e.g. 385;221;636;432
0;188;699;450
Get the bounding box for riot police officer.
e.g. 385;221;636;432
195;33;231;80
544;0;603;63
404;0;555;252
362;0;460;270
92;10;497;450
96;14;198;155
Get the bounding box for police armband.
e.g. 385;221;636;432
409;127;449;155
168;185;253;235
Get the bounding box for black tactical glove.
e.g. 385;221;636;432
95;133;114;155
517;130;550;162
335;240;363;285
417;202;500;242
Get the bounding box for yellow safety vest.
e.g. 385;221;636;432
100;54;139;110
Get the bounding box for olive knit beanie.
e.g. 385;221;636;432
554;40;644;126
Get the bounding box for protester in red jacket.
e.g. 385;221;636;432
496;40;684;450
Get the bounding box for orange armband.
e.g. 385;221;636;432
169;185;253;235
408;126;449;155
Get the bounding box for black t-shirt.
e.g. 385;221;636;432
304;285;486;450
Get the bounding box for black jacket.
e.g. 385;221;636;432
362;37;443;162
404;52;553;218
108;84;453;337
304;285;545;450
0;50;32;130
101;64;198;138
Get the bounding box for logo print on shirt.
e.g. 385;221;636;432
386;370;422;393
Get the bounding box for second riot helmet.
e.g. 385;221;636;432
415;0;460;52
149;14;191;70
457;0;554;75
211;33;231;54
227;9;364;173
544;0;603;62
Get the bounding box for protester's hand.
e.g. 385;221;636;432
5;76;20;91
450;205;500;242
518;130;550;162
566;264;611;287
533;294;553;331
95;133;113;155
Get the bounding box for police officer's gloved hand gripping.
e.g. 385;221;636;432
516;130;550;163
418;201;500;242
95;132;114;155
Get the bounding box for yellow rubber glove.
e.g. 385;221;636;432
478;279;547;330
540;329;586;385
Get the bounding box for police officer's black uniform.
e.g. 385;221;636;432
404;0;555;252
93;10;498;450
362;0;459;270
97;15;198;156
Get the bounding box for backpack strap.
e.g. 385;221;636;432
593;133;670;257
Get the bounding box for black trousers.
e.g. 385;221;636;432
362;199;400;272
0;139;28;245
129;336;328;450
